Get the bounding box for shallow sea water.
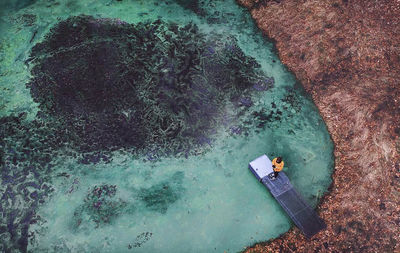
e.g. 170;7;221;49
0;0;334;252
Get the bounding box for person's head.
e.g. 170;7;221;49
276;157;282;163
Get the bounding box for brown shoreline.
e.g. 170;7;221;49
237;0;400;252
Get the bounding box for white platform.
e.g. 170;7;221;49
248;154;274;181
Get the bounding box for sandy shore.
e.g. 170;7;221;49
237;0;400;252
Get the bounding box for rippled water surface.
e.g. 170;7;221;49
0;0;334;252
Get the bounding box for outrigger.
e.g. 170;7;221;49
249;154;326;238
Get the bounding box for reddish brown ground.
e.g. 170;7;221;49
237;0;400;252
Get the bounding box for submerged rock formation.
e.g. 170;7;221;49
238;0;400;252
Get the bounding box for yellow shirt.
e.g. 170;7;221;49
272;158;284;172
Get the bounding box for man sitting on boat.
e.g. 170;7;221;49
271;157;284;179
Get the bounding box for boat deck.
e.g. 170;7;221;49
249;155;326;238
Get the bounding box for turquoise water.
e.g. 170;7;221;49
0;0;334;252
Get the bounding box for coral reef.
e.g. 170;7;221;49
238;0;400;252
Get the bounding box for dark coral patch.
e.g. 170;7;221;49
27;15;265;155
